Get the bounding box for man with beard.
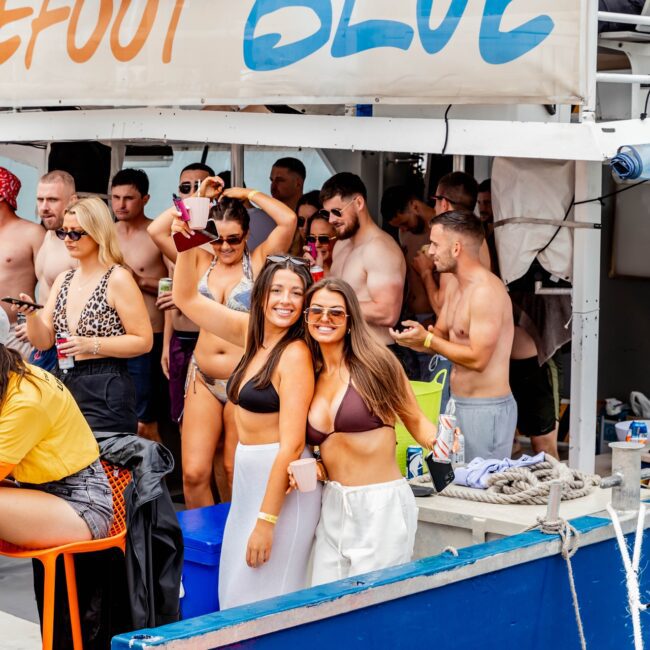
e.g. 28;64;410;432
0;167;44;359
390;210;516;461
26;170;78;369
322;172;405;348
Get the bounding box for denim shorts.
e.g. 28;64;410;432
20;459;114;540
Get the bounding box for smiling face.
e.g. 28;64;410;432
264;268;306;330
306;288;348;346
210;219;248;266
428;223;457;273
322;194;360;240
61;212;98;260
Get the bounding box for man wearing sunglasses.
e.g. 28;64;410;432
0;166;44;360
321;172;406;349
24;171;78;370
112;168;168;442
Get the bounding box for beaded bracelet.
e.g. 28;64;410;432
92;337;100;355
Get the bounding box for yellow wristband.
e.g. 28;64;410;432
258;511;278;525
248;190;260;204
424;333;434;349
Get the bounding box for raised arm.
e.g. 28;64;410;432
223;188;298;269
359;239;406;327
172;243;248;348
245;341;314;568
147;206;179;263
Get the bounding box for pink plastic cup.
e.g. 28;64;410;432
183;197;211;229
289;458;317;492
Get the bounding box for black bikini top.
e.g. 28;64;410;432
228;375;280;414
306;383;390;446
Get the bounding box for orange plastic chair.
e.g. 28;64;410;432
0;461;131;650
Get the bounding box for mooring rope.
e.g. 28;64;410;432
421;456;601;505
525;515;587;650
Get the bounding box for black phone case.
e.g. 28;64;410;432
424;453;455;493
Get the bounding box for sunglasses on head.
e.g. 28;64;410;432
55;229;88;241
178;180;202;195
304;306;349;326
306;235;336;245
317;197;356;220
213;234;245;247
265;254;309;267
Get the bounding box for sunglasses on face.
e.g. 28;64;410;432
55;229;88;241
304;306;349;326
213;234;245;247
317;198;356;220
306;235;336;245
178;180;203;195
265;254;309;267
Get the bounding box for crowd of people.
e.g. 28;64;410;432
0;156;563;611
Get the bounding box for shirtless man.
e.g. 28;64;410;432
322;172;405;348
0;167;43;358
28;170;77;370
271;157;306;256
159;162;214;423
390;210;516;460
112;168;167;440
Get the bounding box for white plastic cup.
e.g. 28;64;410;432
183;197;210;229
289;458;317;492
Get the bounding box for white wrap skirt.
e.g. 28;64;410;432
218;442;322;610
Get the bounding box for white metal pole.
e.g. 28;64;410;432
569;159;602;472
231;143;244;187
452;155;465;172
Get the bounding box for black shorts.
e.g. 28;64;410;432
509;355;562;437
55;358;138;433
127;333;165;423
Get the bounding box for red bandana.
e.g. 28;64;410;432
0;167;21;210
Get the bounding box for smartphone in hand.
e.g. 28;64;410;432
2;296;44;310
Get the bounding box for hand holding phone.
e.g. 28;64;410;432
2;296;44;310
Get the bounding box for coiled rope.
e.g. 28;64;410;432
425;456;600;505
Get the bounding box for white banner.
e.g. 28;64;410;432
0;0;587;107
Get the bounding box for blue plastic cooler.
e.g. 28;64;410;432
176;502;230;619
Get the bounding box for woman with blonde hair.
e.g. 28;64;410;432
16;197;152;433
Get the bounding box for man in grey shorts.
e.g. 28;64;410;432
390;209;516;460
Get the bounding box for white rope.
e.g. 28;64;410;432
607;504;647;650
526;515;587;650
436;456;600;506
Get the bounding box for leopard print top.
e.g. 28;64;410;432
53;266;126;337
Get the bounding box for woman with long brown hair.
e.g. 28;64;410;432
148;179;296;507
297;277;437;585
172;231;321;610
